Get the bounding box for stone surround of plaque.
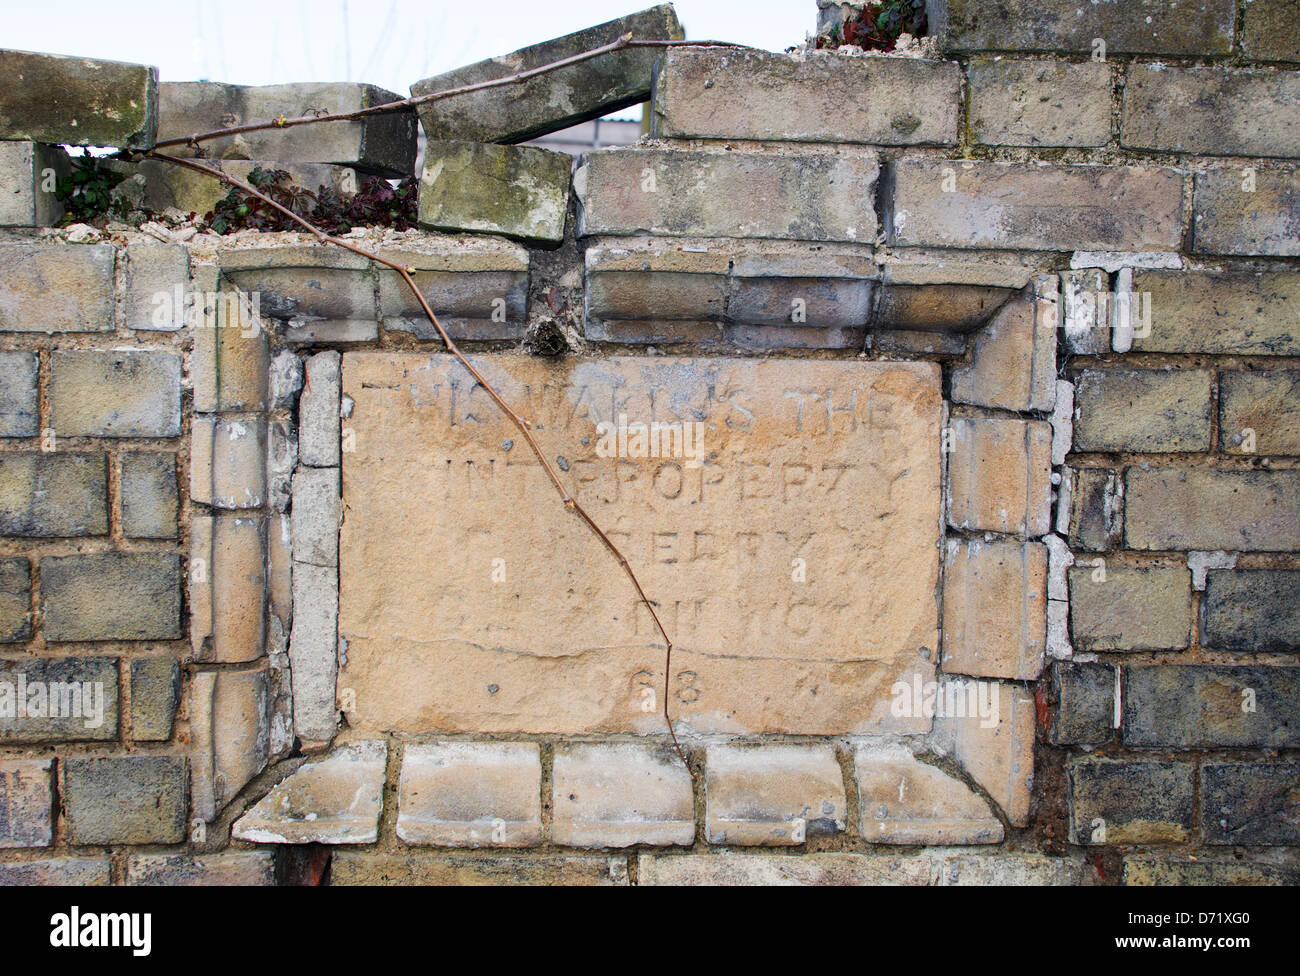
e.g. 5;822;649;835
338;354;942;736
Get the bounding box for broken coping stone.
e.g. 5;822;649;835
418;140;572;245
0;49;158;148
232;740;386;844
410;4;683;144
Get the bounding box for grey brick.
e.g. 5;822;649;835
1123;665;1300;748
124;244;190;331
50;350;181;438
0;350;38;436
1219;370;1300;455
1069;565;1191;651
125;852;275;885
287;562;338;741
1193;166;1299;257
0;49;157;147
0;656;118;742
1131;269;1300;356
40;553;182;641
1125;854;1300;886
291;466;340;568
968;59;1111;148
0;858;110;886
0;244;115;333
121;452;178;539
1125;468;1300;551
0;453;107;537
1068;467;1123;552
0;759;52;847
1068;758;1195;845
1243;0;1300;61
1052;662;1116;746
63;756;188;845
1203;762;1300;846
411;5;682;144
1203;569;1300;652
0;558;30;642
299;350;341;467
1072;369;1213;453
129;656;180;741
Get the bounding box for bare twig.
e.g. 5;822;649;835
150;151;688;763
152;37;748;152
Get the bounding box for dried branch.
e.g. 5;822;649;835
149;151;687;763
153;37;748;152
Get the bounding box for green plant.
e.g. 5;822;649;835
205;167;418;235
55;155;130;224
816;0;928;52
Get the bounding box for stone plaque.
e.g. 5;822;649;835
339;354;941;735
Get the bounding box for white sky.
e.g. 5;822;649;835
3;0;814;96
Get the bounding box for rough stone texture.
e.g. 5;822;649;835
704;743;846;846
950;288;1056;412
0;453;107;537
291;467;340;567
854;743;1002;845
288;561;338;741
576;148;879;244
63;756;188;845
1125;854;1300;886
0;558;30;643
0;351;37;438
189;516;265;663
1068;759;1195;845
299;350;341;467
653;48;959;145
121;451;178;539
1193;166;1299;257
123;244;190;331
1068;468;1123;552
397;742;542;847
136;159;359;216
0;656;118;743
190;666;271;821
1122;65;1300;158
1068;565;1190;651
0;759;52;847
233;740;385;844
889;160;1184;251
125;852;276;886
191;415;267;510
942;539;1047;681
1202;762;1300;846
1123;665;1300;748
932;678;1035;827
411;5;683;144
157;81;415;175
0;858;110;886
1125;468;1300;551
0;244;115;333
0;141;68;226
50;350;181;437
340;354;941;736
1219;370;1300;456
331;852;628;886
1072;369;1213;453
376;242;530;340
129;656;180;741
1131;269;1300;356
1243;0;1300;61
552;742;694;848
40;553;181;641
946;417;1052;537
928;0;1236;55
641;852;931;886
0;49;157;147
419;141;571;245
1203;570;1300;652
219;247;374;342
968;59;1111;148
1051;662;1116;746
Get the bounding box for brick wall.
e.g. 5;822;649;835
0;1;1296;886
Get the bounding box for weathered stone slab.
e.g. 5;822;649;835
339;353;941;736
968;59;1111;148
652;48;959;145
704;743;845;845
576;148;879;243
0;657;118;743
0;142;68;227
397;742;542;847
1131;269;1300;355
135;159;359;216
331;852;627;886
375;241;530;341
418;141;571;244
0;49;157;147
854;743;1002;845
1193;167;1299;257
552;742;693;848
1243;0;1300;61
890;160;1184;251
1125;468;1300;550
410;5;683;144
157;82;415;176
0;759;53;847
0;244;115;333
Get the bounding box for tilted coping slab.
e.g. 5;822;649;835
157;81;416;176
418;140;572;245
576;147;879;243
338;353;942;736
584;237;878;331
889;159;1185;252
853;743;1003;845
0;48;158;147
233;739;386;844
652;47;959;146
927;0;1236;55
410;4;683;144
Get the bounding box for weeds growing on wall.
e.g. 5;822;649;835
55;155;130;224
816;0;928;51
205;167;419;235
